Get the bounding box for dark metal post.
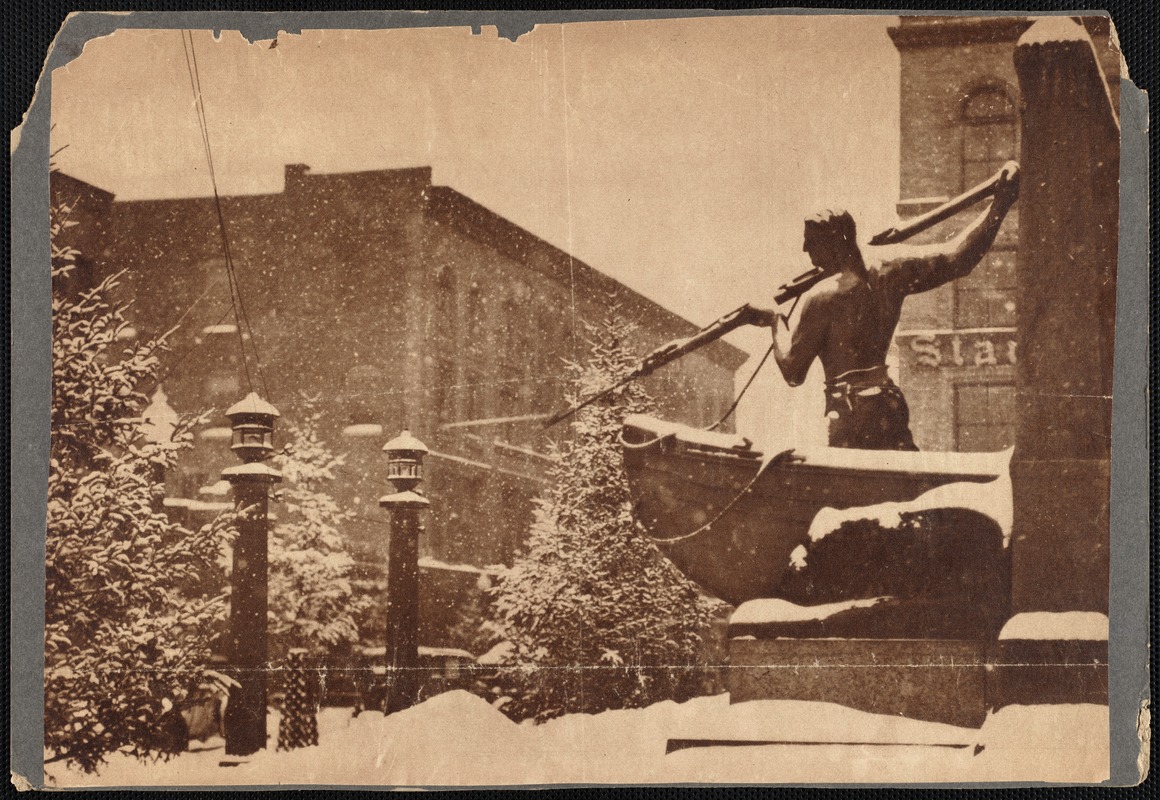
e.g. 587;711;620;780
220;393;282;756
379;431;429;715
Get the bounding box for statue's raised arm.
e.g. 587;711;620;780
749;162;1019;452
879;161;1020;298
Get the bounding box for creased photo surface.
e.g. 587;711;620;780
37;12;1128;787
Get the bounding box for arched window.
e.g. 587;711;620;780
343;364;385;425
956;83;1018;329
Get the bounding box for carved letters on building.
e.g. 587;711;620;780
899;329;1017;369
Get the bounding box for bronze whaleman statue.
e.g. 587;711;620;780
751;160;1020;450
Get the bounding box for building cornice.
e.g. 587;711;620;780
75;162;750;373
50;169;116;204
888;16;1033;50
888;15;1111;51
426;185;750;372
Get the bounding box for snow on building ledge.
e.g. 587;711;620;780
417;556;498;576
342;423;384;439
202;324;239;336
163;497;233;514
198;480;232;497
730;596;891;628
998;611;1109;641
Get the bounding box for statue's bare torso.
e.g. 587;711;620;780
772;252;950;387
804;268;906;383
760;163;1019;448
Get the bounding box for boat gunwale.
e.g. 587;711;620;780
631;447;1002;487
622;416;1007;483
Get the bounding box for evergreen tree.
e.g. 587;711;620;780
45;200;235;773
487;309;718;722
267;403;370;660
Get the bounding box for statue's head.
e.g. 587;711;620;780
803;208;858;271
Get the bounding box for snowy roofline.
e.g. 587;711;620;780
74;165;749;373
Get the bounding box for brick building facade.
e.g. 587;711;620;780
887;16;1119;451
51;166;746;577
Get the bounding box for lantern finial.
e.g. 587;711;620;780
381;430;429;500
222;393;282;475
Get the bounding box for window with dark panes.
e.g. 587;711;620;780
343;364;384;425
465;284;487;422
497;295;524;445
957;85;1018;329
954;381;1015;452
434;268;457;424
498;297;521;404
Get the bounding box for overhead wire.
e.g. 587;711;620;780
185;32;271;400
180;29;272;403
141;304;239;399
178;30;250;394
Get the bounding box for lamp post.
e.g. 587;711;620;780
379;431;429;715
220;392;282;757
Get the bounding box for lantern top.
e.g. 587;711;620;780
225;392;280;421
382;430;428;455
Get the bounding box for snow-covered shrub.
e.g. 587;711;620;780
267;405;371;662
486;310;718;722
45;201;236;773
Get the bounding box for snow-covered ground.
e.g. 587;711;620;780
45;692;1108;787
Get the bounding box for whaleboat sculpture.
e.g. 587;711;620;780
619;414;1005;606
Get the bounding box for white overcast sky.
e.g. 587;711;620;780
50;15;903;449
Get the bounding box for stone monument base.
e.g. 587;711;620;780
728;636;989;728
987;611;1109;709
726;608;1109;731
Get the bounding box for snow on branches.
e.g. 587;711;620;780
487;308;719;722
46;200;236;773
267;405;370;659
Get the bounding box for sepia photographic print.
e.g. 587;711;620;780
12;9;1149;788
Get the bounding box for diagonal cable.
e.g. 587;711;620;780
181;30;275;402
187;33;271;401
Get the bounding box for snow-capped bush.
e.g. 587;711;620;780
267;404;371;661
45;199;236;773
486;308;719;722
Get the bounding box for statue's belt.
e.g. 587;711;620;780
824;365;894;414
